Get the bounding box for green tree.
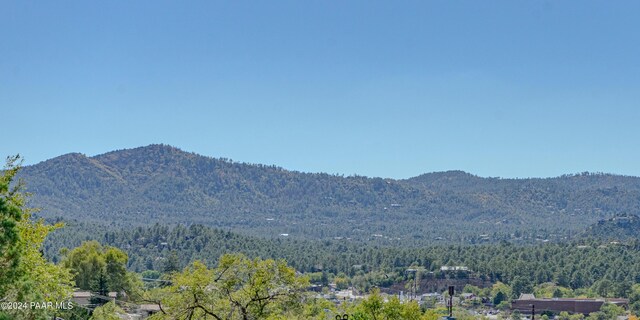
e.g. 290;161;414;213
321;271;329;286
591;279;612;298
600;302;624;319
0;155;74;320
351;288;383;320
491;282;512;305
90;301;127;320
511;310;522;320
463;284;481;295
163;250;181;274
148;253;309;320
630;284;640;314
381;296;403;320
569;314;585;320
399;300;423;320
510;276;532;299
585;311;607;320
0;155;25;296
62;241;130;294
142;270;162;280
291;296;336;320
350;290;422;320
104;247;129;294
421;309;443;320
335;274;350;290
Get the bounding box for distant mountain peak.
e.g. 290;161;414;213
133;143;184;152
35;152;89;166
94;144;187;157
406;170;483;185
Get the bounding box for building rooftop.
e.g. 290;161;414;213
519;293;535;300
72;291;91;298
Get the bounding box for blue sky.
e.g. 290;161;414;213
1;1;639;179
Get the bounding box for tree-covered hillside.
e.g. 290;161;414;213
580;214;640;241
8;151;640;319
19;144;640;244
45;222;640;300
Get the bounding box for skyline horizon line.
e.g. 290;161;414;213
11;143;638;181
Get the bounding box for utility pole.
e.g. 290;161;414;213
526;304;535;320
448;286;454;318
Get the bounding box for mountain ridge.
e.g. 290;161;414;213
16;144;640;244
27;144;638;180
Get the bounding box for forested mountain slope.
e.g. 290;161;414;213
18;144;640;244
580;214;640;241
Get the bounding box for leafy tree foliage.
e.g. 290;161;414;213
0;156;73;320
0;155;25;296
61;241;131;295
630;284;640;314
599;302;625;319
163;250;180;273
89;301;127;320
585;311;607;320
147;253;309;320
349;289;423;320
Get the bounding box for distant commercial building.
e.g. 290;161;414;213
511;294;628;315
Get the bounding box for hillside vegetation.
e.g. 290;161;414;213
44;221;640;299
19;144;640;244
581;214;640;241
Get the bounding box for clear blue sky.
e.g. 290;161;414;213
2;1;639;179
